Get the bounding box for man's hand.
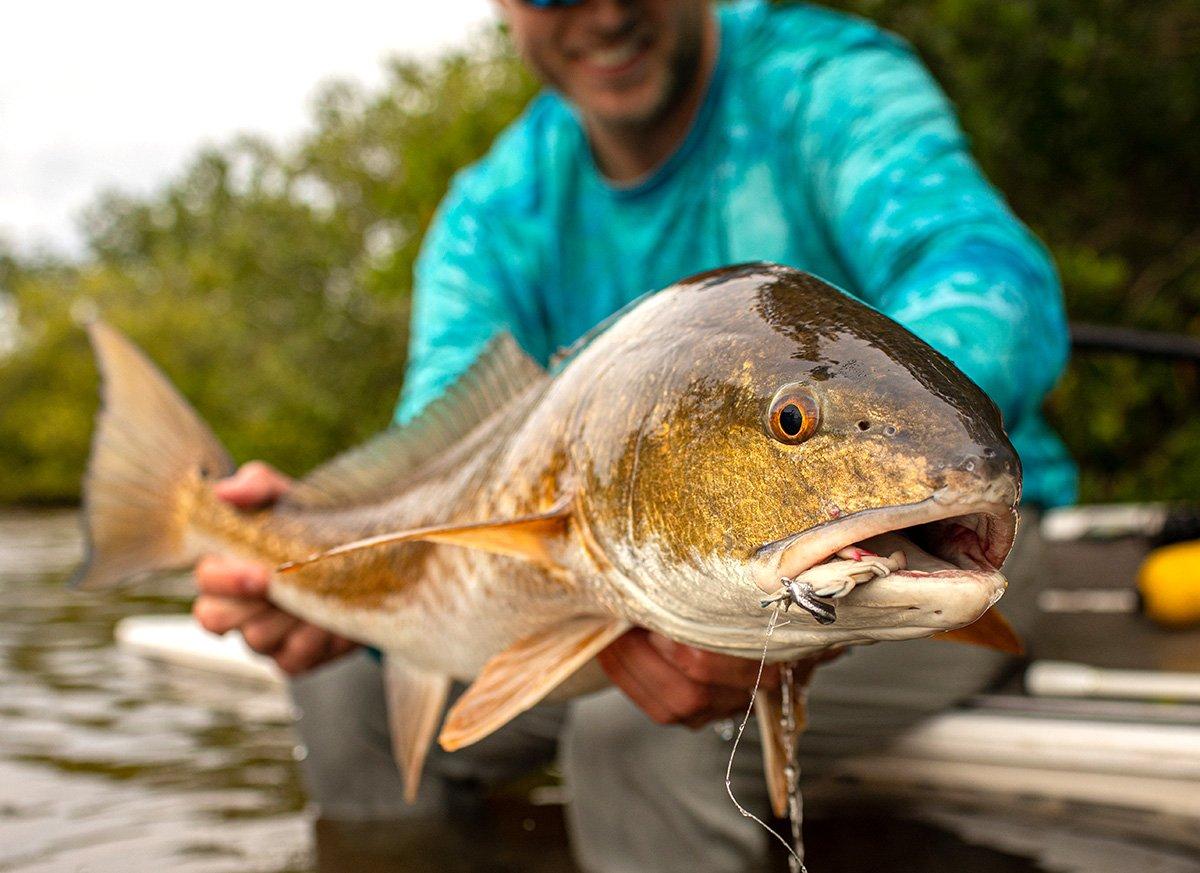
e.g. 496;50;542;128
192;462;359;675
597;629;838;729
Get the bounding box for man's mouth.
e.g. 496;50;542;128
577;33;653;77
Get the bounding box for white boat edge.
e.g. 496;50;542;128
115;613;283;686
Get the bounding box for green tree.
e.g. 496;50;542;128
0;37;535;503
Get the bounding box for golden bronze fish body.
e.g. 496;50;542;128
75;262;1022;790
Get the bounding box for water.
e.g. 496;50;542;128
0;509;309;872
1;509;1197;872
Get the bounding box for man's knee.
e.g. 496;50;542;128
289;651;414;818
562;690;770;873
289;652;564;817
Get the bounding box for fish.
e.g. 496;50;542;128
73;262;1022;813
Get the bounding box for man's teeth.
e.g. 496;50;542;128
586;41;641;68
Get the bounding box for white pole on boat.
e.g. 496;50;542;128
1026;660;1200;703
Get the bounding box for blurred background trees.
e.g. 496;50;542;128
1;2;1197;504
823;0;1200;501
0;39;536;502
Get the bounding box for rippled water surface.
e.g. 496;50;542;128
2;509;1198;872
0;509;310;872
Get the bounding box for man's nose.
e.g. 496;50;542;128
581;0;639;35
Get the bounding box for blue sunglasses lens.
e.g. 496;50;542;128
522;0;585;6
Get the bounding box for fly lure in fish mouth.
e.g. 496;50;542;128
759;546;909;623
761;578;838;624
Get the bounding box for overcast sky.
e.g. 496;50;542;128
1;1;497;259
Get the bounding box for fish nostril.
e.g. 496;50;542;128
883;425;897;437
942;454;985;477
856;420;870;431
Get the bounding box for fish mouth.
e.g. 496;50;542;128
752;489;1017;632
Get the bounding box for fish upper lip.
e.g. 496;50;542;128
752;488;1018;594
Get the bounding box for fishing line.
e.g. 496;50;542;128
723;605;808;873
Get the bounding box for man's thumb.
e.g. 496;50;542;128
213;461;290;509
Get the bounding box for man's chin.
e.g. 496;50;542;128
578;86;674;135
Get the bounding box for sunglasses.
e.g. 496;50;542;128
520;0;587;7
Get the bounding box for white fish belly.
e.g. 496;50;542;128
268;549;593;680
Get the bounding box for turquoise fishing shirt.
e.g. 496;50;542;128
396;0;1077;507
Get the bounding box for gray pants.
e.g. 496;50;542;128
291;511;1045;873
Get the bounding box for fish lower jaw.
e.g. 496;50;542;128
615;562;1006;662
762;569;1006;658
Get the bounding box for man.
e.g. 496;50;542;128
193;1;1075;870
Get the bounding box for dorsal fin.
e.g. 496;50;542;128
286;333;547;509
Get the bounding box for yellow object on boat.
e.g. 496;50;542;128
1137;540;1200;628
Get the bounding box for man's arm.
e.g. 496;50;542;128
800;36;1070;429
395;185;543;424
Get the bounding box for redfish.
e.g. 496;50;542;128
75;263;1021;811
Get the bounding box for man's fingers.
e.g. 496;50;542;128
213;461;292;509
596;636;678;725
604;631;843;729
274;624;334;675
194;554;271;597
326;636;361;659
681;686;757;728
603;630;724;726
193;595;272;635
240;611;301;656
646;632;768;688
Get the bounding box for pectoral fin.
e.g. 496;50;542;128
935;606;1024;655
278;498;574;574
383;657;450;803
439;616;631;752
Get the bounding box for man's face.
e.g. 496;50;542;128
497;0;714;132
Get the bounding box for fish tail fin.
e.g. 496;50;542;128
71;322;234;589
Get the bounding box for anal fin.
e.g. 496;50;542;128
383;657;450;803
755;670;810;819
439;616;630;752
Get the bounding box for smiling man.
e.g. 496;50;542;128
193;1;1074;870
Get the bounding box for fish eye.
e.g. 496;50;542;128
766;384;819;445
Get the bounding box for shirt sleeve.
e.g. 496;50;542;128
798;36;1069;429
393;183;533;425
